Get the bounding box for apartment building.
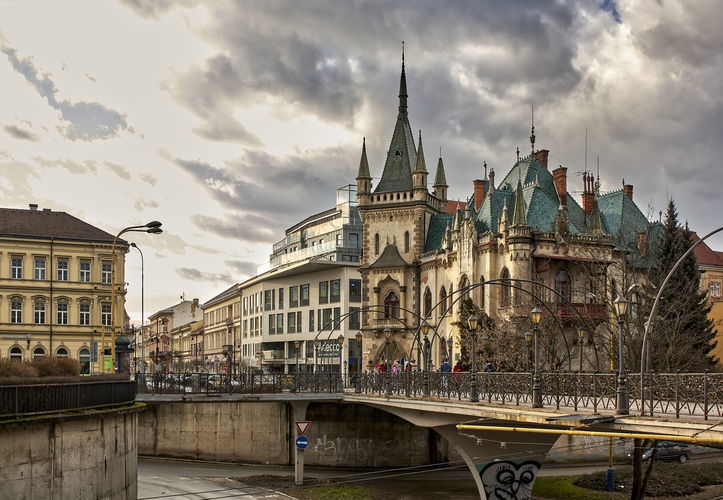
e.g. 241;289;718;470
0;205;127;374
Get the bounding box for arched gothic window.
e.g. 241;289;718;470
500;268;511;307
556;269;572;302
439;286;447;314
375;234;380;255
424;288;432;318
479;276;486;310
404;232;410;253
384;292;399;318
460;276;470;301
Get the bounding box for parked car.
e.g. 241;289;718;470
628;441;691;463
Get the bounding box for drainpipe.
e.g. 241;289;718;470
49;237;54;352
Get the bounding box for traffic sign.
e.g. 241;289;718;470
295;421;310;435
295;436;309;449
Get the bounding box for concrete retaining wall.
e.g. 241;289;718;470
0;409;139;499
139;401;448;468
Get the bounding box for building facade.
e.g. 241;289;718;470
0;205;128;374
355;57;650;371
144;298;201;372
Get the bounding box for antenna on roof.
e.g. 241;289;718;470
584;128;588;174
530;105;535;154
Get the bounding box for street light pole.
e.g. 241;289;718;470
531;307;543;408
577;326;587;373
447;336;453;364
420;322;432;396
109;221;162;373
468;315;479;403
614;296;629;415
130;242;145;372
524;331;532;372
355;331;363;394
481;335;489;367
384;327;391;396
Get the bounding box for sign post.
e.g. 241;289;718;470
291;405;310;486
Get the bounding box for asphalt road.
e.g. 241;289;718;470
138;458;615;500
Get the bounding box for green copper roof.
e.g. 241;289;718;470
357;137;371;179
598;190;649;246
425;214;454;252
512;179;527;226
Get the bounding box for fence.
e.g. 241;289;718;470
0;380;137;420
136;371;723;419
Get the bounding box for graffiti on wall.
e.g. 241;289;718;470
307;434;422;465
478;460;541;500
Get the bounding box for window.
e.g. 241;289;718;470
243;319;248;338
342;255;359;262
79;348;90;375
322;308;332;331
11;300;22;324
349;279;361;302
375;234;380;255
289;286;299;307
384;292;399;318
10;346;23;362
404;231;410;253
269;314;276;334
57;260;69;281
301;284;310;306
461;276;471;301
56;347;68;358
439;286;447;314
336;233;342;246
350;233;359;249
79;303;90;325
33;347;45;359
319;281;329;304
11;258;22;279
330;280;341;303
34;259;46;280
349;307;360;329
288;312;296;333
101;304;112;326
479;276;486;309
309;310;315;332
34;301;46;324
57;302;68;325
334;307;341;328
500;269;511;307
555;269;571;302
276;313;284;334
80;261;91;282
296;311;302;333
101;263;112;283
424;288;432;318
279;288;284;309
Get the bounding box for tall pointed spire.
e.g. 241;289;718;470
512;178;527;227
433;149;448;202
413;130;427;173
356;137;372;194
530;105;536;155
398;41;408;119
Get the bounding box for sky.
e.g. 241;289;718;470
1;0;721;326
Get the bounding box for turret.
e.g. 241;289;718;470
356;137;372;197
433;154;448;202
412;130;428;191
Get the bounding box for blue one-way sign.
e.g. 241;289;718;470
295;436;309;449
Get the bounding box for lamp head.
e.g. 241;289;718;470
147;227;163;234
530;307;542;325
355;331;363;343
420;321;431;336
447;336;453;351
577;325;587;340
481;335;489;347
613;295;629;317
131;242;138;248
314;338;320;348
145;221;162;228
467;314;478;331
384;327;391;340
337;334;344;345
294;339;300;348
524;331;533;344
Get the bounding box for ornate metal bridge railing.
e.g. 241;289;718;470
135;371;723;419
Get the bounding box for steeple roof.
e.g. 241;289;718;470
413;130;427;173
357;137;371;179
374;52;416;193
512;179;527;226
434;156;447;187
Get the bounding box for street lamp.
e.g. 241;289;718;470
481;335;489;367
109;221;162;373
420;321;432;396
447;336;453;363
337;334;344;390
467;314;479;402
294;339;300;375
384;327;392;396
577;326;587;373
314;338;320;373
613;296;629;415
531;307;543;408
130;242;145;372
355;331;363;394
524;331;532;372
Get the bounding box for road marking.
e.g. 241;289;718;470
182;467;230;471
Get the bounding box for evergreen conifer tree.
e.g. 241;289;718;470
648;199;716;371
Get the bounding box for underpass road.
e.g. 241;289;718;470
138;458;616;500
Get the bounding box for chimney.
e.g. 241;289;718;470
623;183;633;200
473;179;488;211
29;204;38;210
489;168;495;192
552;166;568;208
582;173;594;216
534;149;549;169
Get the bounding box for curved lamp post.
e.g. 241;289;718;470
355;331;363;394
130;243;145;372
384;327;392;396
577;326;587;373
294;339;300;374
531;307;543;408
613;296;629;415
524;331;532;372
337;334;344;390
468;314;479;402
109;221;162;373
420;321;432;395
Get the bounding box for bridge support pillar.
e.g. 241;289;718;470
290;401;310;485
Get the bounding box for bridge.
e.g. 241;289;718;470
137;371;723;500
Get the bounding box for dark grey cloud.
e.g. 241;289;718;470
175;267;234;285
1;45;133;141
31;156;98;174
104;161;132;180
189;213;282;245
3;124;40;142
224;260;258;278
119;0;200;20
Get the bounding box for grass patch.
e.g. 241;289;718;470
233;474;398;500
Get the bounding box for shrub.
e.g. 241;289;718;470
0;358;39;378
31;356;80;377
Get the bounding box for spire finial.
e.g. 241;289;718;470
516;147;520;163
530;105;536;155
398;41;408;118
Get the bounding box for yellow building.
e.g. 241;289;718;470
0;205;128;374
693;234;723;366
202;284;241;374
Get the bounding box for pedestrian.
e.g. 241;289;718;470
440;358;452;372
453;361;463;373
392;360;400;375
